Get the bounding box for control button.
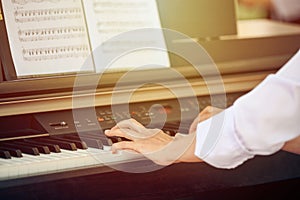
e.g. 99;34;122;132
85;119;92;123
60;121;67;126
104;116;111;121
105;110;112;115
97;117;105;122
148;112;154;116
111;116;117;120
49;121;68;127
99;112;106;116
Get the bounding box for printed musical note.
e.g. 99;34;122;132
2;0;168;77
83;0;170;72
93;0;147;9
2;0;94;77
22;45;89;61
14;7;83;23
18;26;86;42
87;0;161;41
12;0;61;5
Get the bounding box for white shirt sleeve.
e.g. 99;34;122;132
195;50;300;169
271;0;300;21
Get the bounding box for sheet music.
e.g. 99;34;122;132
2;0;94;77
82;0;170;72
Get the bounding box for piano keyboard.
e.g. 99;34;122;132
0;132;142;180
0;147;145;181
0;121;192;181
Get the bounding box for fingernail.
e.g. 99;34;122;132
104;130;110;134
111;146;117;154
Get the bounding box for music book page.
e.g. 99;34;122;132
2;0;169;77
82;0;170;72
2;0;94;77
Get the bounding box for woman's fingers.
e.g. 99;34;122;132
105;119;142;141
106;119;161;140
105;129;134;141
106;118;200;166
111;141;137;153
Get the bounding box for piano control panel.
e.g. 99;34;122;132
0;92;243;143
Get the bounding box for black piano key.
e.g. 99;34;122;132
32;138;77;151
164;123;179;130
163;129;177;136
0;146;23;157
0;149;11;159
80;137;104;149
62;135;104;149
83;133;113;146
0;143;39;156
50;136;88;149
24;139;61;153
106;136;122;143
14;141;51;154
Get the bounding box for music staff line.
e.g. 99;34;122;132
100;40;157;53
97;20;150;28
12;0;61;5
93;1;148;9
93;8;148;15
14;7;82;23
22;45;89;61
18;26;87;42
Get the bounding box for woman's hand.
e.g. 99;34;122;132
105;119;175;165
105;118;202;165
105;106;225;165
189;106;224;134
105;119;173;154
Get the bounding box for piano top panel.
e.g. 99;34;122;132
0;72;269;117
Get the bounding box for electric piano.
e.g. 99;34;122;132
1;92;300;199
1;0;300;199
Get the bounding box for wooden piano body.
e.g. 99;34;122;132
1;1;300;199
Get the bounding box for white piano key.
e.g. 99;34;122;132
0;157;22;179
0;147;144;181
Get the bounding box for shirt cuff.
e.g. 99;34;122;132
194;107;254;169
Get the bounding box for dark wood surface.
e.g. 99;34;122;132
1;151;299;200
